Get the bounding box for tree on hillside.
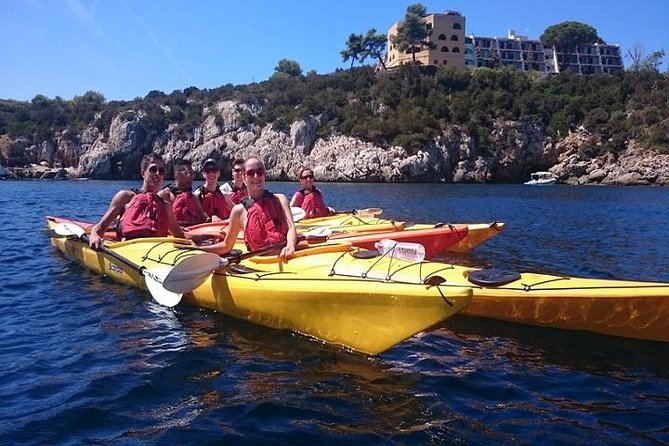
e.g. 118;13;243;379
341;33;366;68
362;28;387;70
540;21;603;72
271;59;303;80
392;3;434;64
627;43;666;73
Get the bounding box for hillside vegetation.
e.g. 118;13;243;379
1;65;668;168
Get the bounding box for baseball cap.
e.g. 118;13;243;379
203;158;218;169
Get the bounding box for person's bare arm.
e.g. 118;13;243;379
194;195;209;222
277;193;297;259
289;191;300;207
195;204;244;255
164;203;185;239
89;190;134;248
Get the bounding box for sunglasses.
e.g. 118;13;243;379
232;168;243;174
300;174;314;180
176;169;194;175
204;167;219;174
148;165;166;175
245;168;265;178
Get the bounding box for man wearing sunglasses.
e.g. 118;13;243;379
161;159;209;226
196;155;297;259
289;167;334;219
194;158;234;221
219;157;247;204
88;153;184;249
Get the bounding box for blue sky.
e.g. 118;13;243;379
1;0;667;102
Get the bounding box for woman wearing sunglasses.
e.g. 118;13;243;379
289;168;333;219
88;153;184;249
196;155;297;259
194;158;234;221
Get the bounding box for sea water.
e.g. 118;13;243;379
0;179;668;445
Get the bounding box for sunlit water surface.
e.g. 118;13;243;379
0;180;667;445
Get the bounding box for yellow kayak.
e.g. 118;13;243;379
246;244;669;343
296;212;504;253
46;217;472;355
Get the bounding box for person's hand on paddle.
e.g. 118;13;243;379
279;244;295;260
88;229;103;249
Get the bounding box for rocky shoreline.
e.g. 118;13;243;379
4;165;76;180
5;100;669;186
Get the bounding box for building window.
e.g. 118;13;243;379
441;46;449;52
453;23;461;30
450;35;459;41
438;33;447;40
452;47;460;53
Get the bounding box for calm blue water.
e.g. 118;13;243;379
1;179;668;445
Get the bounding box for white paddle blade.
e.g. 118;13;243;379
163;253;228;294
305;227;332;238
357;207;383;217
54;222;86;238
144;266;183;307
291;207;306;222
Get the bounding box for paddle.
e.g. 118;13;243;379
352;207;383;217
291;207;306;222
53;223;183;307
163;239;291;294
302;226;333;244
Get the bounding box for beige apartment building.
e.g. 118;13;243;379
385;10;623;75
386;10;466;70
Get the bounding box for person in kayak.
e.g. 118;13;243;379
289;167;334;219
161;159;209;226
194;158;234;221
196;155;298;259
88;153;184;249
219;157;247;204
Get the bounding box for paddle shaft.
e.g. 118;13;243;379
225;234;306;265
80;234;146;275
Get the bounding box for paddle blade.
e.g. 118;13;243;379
305;227;332;238
356;207;383;217
144;266;183;307
163;253;228;294
291;207;306;222
54;222;86;238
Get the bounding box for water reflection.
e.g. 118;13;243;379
155;308;466;442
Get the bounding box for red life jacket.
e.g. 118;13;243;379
197;184;230;219
242;190;288;251
296;187;329;219
118;190;169;239
227;181;247;204
170;185;203;227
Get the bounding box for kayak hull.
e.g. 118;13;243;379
250;248;669;343
295;213;504;253
326;258;669;342
459;272;669;343
46;217;471;355
184;220;499;258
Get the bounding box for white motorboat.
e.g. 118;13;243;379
524;171;557;186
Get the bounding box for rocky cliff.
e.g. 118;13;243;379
9;99;669;185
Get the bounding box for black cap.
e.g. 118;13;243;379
203;158;218;169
